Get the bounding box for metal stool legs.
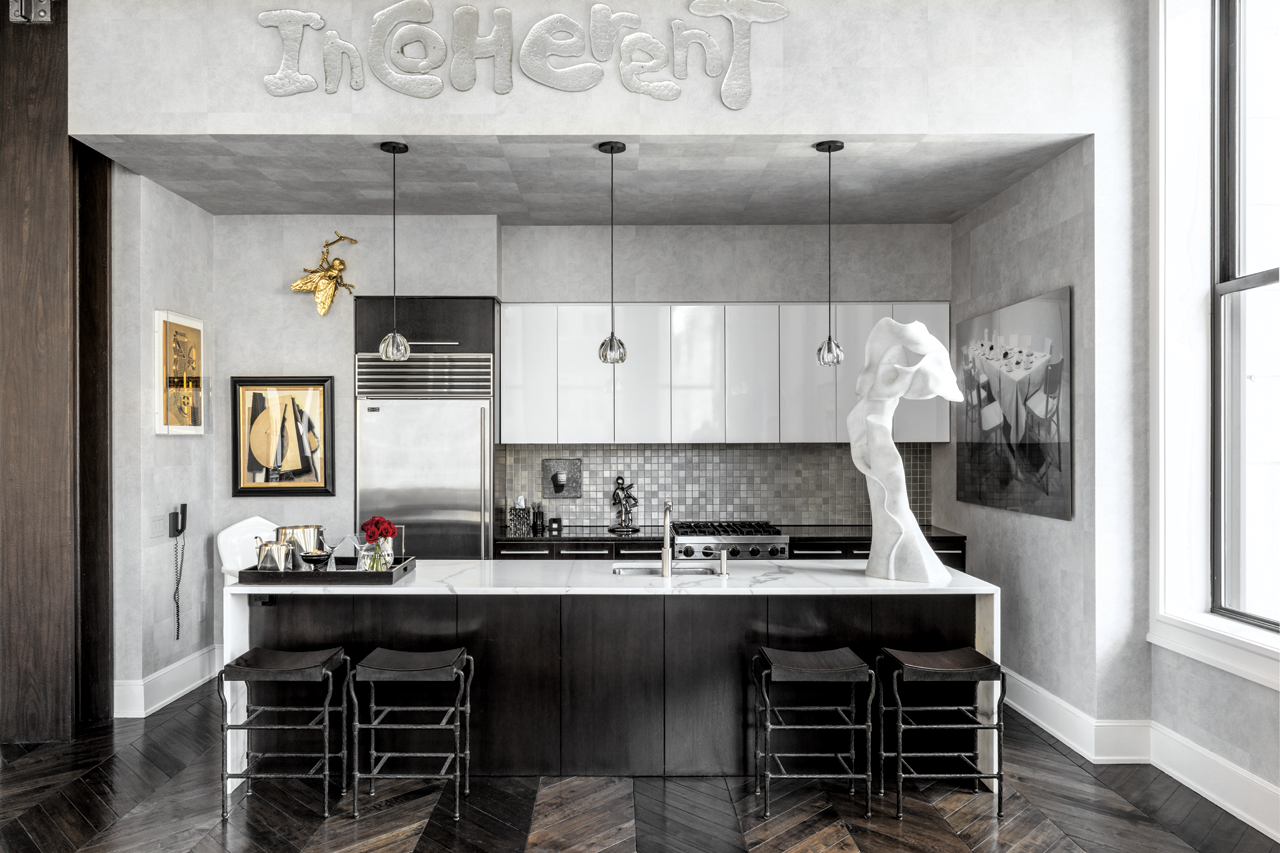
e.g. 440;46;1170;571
879;655;1006;820
351;653;473;820
217;653;351;820
752;653;875;820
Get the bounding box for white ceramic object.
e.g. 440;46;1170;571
846;318;963;583
216;516;279;579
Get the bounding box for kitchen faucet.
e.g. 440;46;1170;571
662;501;673;578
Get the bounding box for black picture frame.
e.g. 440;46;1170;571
230;376;335;497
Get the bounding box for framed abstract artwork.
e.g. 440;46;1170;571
154;310;204;435
230;376;335;497
954;287;1072;520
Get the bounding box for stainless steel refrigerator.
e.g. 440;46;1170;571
357;397;492;560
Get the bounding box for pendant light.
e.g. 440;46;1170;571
378;141;410;362
814;140;844;367
597;141;627;364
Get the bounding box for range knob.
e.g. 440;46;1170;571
681;545;695;557
768;545;780;557
748;545;761;557
702;545;715;558
728;546;741;558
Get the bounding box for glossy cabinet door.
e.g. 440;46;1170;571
671;305;726;442
779;304;837;442
891;302;951;442
557;305;614;443
725;304;779;443
834;303;892;442
614;304;671;443
499;303;557;443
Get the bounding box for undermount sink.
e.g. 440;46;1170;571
611;561;718;576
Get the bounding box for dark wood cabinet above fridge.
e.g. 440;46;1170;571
355;296;497;354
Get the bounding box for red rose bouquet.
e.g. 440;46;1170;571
359;516;397;571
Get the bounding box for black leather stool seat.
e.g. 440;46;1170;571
883;647;1001;682
356;648;465;682
760;647;870;682
223;647;345;682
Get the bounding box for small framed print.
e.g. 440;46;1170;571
154;310;204;435
230;376;335;497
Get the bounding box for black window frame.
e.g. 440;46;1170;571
1210;0;1280;631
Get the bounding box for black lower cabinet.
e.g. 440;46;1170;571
664;596;767;775
458;595;560;775
247;592;980;776
561;596;665;776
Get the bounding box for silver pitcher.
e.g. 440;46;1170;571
275;525;325;570
253;538;293;572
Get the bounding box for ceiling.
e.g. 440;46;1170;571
80;133;1086;225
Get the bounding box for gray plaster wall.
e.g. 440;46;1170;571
1151;647;1280;787
501;225;950;303
111;167;218;681
934;140;1110;716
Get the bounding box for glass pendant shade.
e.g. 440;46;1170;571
379;330;410;361
816;336;844;367
598;333;627;364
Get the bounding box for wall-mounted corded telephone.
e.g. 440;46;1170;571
169;504;186;639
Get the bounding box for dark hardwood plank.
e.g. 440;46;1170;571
0;822;42;853
561;597;664;776
36;791;98;849
1198;811;1249;853
664;596;766;776
526;776;635;853
457;595;560;775
14;805;75;853
1175;796;1227;850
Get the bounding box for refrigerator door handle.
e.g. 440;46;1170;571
480;405;488;560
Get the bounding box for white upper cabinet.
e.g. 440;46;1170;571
834;303;892;442
779;304;837;443
499;303;557;443
725;304;780;443
613;304;671;443
671;305;726;442
890;302;951;442
556;305;614;443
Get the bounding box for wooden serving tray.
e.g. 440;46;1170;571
238;556;416;585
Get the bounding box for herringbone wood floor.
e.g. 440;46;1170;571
1;680;1274;853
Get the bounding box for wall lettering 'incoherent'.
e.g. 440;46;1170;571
258;0;787;109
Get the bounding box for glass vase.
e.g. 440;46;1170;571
359;538;394;571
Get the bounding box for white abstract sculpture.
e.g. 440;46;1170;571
847;318;963;583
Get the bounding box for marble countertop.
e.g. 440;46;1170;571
224;559;996;596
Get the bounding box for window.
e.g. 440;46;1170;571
1213;0;1280;630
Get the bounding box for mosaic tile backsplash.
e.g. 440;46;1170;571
496;444;933;527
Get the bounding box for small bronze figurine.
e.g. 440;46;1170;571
291;232;358;316
609;476;640;535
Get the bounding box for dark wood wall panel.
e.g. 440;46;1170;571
458;595;560;775
561;595;664;776
74;140;113;727
664;596;766;776
1;11;76;742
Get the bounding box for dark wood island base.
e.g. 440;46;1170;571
244;591;982;777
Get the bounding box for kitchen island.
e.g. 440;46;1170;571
223;560;998;779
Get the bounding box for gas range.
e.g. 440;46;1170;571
670;521;789;560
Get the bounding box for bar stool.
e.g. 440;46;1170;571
217;646;350;819
752;646;875;819
878;647;1006;819
349;647;474;820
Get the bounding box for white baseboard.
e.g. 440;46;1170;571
1004;668;1150;762
1151;722;1280;842
1005;668;1279;842
114;645;221;718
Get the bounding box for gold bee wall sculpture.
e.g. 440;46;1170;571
291;232;358;315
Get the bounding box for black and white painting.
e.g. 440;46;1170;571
955;287;1071;520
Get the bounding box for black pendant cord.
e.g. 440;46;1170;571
827;146;833;339
610;148;616;337
392;150;398;335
